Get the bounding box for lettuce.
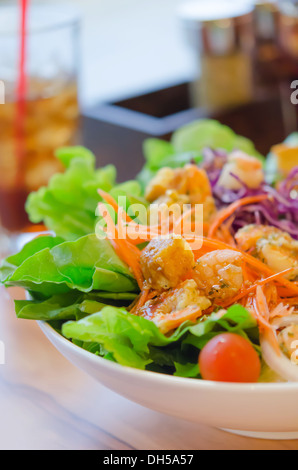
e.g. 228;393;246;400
173;362;200;378
138;137;203;190
15;292;103;321
184;305;260;353
63;306;171;369
172;119;264;160
62;304;259;376
1;121;266;380
15;291;138;322
0;235;64;284
0;234;138;298
138;119;264;188
26;146;146;241
143;139;175;168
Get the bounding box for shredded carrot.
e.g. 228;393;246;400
23;224;47;233
286;297;298;306
263;283;279;308
242;262;254;284
97;190;298;298
132;287;150;313
256;286;270;321
110;238;144;290
98;188;133;223
153;306;203;333
173;207;194;235
125;226;160;245
217;268;295;308
116;210;159;248
224;226;236;246
218;224;236;246
183;235;298;295
269;303;294;320
97;202;144;289
253;286;281;356
148;289;160;300
208;195;269;239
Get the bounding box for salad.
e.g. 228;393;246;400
1;119;297;383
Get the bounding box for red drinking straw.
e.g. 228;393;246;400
15;0;29;187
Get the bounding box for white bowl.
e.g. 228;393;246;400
39;321;298;440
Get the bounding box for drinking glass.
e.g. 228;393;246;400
0;2;80;254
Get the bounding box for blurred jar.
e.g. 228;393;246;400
253;1;281;90
277;1;298;134
0;3;80;233
278;1;298;70
178;1;255;110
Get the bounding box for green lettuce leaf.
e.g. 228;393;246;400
15;291;138;322
0;235;63;284
63;306;171;369
172;119;264;160
173;362;200;378
15;292;103;321
26;146;146;241
26;147;116;240
143;139;175;168
62;304;259;376
138;119;264;188
184;305;260;353
142;138;203;169
55;146;95;168
0;234;137;297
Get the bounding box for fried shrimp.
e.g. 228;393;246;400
145;164;216;223
145;167;178;203
136;235;211;333
137;279;211;334
140;235;195;291
193;249;244;302
235;225;281;251
235;225;298;281
217;151;264;190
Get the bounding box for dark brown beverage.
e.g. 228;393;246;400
0;78;79;231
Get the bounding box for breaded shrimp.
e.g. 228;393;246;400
193;249;244;302
140;235;195;290
145;164;216;223
235;225;282;251
236;225;298;281
218;151;264;190
138;279;211;334
145;167;177;203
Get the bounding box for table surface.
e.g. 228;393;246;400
1;286;298;450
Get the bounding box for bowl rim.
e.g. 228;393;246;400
39;320;298;393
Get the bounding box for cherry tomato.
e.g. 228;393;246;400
199;333;261;383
